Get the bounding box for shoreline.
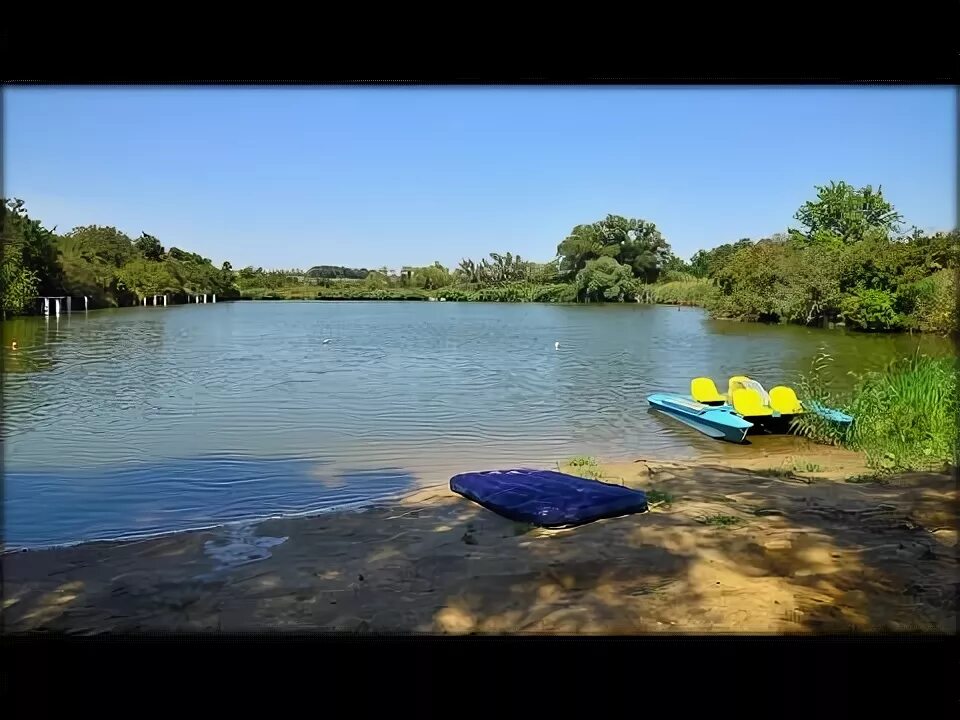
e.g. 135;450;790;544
7;300;952;340
4;445;956;634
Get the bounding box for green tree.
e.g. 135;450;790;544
557;223;609;278
1;241;39;317
116;259;176;300
840;287;903;331
558;215;671;282
411;262;451;290
363;271;390;290
576;256;636;302
455;258;487;285
134;232;165;261
3;198;63;298
792;181;903;244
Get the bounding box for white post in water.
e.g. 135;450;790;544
203;294;207;304
43;298;49;316
84;296;89;311
141;296;146;306
66;296;72;314
153;295;157;306
212;294;217;303
163;295;168;306
55;298;61;317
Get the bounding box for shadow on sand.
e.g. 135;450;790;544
2;460;956;634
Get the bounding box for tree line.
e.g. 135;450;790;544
682;182;957;334
2;199;237;318
3;182;955;335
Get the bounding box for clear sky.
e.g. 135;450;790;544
5;86;955;270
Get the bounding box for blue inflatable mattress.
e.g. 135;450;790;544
449;468;648;528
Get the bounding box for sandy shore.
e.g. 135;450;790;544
3;443;957;634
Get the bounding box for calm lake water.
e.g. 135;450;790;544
2;301;951;548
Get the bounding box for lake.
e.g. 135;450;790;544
2;301;950;548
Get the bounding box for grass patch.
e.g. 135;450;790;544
792;351;958;472
753;467;795;478
844;473;890;485
646;489;674;506
564;456;604;480
794;461;823;473
700;514;742;528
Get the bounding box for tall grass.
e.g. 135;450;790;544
792;351;958;471
638;279;720;307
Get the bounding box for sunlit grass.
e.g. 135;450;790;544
563;456;604;480
792;350;958;472
646;489;674;507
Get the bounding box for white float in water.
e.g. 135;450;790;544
322;339;332;344
555;341;560;350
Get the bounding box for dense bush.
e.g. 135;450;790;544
839;288;903;331
640;278;720;306
909;269;957;335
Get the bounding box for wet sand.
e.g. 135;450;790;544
3;443;957;634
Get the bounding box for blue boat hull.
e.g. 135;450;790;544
647;393;753;444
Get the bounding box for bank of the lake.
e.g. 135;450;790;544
3;302;954;550
4;446;956;634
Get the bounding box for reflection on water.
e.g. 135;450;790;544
4;455;416;548
2;302;951;548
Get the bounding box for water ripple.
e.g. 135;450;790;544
2;302;951;547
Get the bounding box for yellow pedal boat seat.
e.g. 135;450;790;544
728;375;771;406
731;387;774;417
691;377;725;404
769;386;804;415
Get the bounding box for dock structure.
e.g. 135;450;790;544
33;292;219;315
35;296;67;317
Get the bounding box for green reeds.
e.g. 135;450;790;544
792;350;958;471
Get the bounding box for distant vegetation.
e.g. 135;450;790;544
3;181;956;337
2;199;237;317
305;265;369;279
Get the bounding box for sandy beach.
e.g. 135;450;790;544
3;442;957;634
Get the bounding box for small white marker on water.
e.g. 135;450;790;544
322;338;332;344
555;341;560;350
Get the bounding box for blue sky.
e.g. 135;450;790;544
5;86;955;270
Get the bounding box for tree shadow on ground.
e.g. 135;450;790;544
2;463;956;634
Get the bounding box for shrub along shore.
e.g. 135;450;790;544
3;181;956;335
790;352;958;472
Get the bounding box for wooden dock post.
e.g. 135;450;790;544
203;294;207;304
212;294;217;303
84;296;89;311
55;298;61;317
164;295;168;306
153;295;157;306
43;298;49;316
